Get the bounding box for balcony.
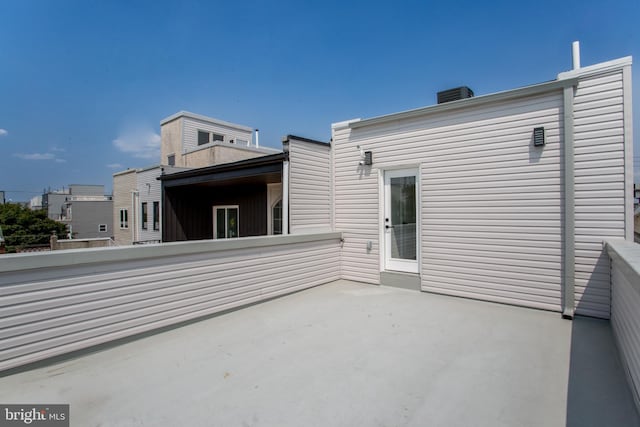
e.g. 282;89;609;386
0;234;639;426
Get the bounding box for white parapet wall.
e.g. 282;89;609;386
0;232;342;372
606;239;640;412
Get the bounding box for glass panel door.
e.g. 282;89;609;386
214;206;239;239
384;169;418;273
227;207;238;238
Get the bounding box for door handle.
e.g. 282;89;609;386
385;225;394;229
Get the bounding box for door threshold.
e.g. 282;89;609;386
380;271;421;291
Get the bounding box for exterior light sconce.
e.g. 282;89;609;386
533;127;545;147
357;145;373;165
364;151;373;165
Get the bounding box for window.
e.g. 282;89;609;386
213;206;239;239
198;131;209;146
198;130;224;145
99;224;107;232
272;200;282;235
119;209;128;229
141;202;148;230
236;139;248;146
167;154;175;166
153;201;160;231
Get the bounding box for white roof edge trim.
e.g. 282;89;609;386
112;168;140;177
160;110;254;132
331;118;361;130
184;140;281;156
349;78;578;130
557;56;632;80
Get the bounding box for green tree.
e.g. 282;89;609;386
0;203;67;253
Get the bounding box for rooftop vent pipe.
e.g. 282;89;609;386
437;86;474;104
572;41;580;70
255;129;260;148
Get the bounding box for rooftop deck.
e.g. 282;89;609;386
1;280;637;426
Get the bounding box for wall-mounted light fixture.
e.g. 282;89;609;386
364;151;373;165
533;127;545;147
357;145;373;165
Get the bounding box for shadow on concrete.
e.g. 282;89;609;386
566;316;640;427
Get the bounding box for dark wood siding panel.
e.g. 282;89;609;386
163;184;267;242
239;187;267;237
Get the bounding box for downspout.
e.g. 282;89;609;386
562;83;576;320
131;190;139;244
560;42;582;319
622;65;634;241
282;159;289;235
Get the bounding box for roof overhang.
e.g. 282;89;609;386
159;153;287;188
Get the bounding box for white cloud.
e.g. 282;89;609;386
50;146;66;152
113;128;161;160
0;129;7;137
14;152;56;160
107;163;124;169
13;152;66;162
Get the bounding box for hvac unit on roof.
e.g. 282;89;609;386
436;86;474;104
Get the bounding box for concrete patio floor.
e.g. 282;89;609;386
1;280;638;427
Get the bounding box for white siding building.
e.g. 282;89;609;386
284;135;332;234
328;56;633;319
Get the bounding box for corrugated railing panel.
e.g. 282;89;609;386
0;233;341;372
606;240;640;413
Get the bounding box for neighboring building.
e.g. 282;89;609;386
113;112;280;245
0;191;5;204
113;165;189;245
112;170;137;246
328;55;633;320
160;111;277;168
158;134;329;242
42;188;71;220
40;185;112;239
28;195;43;210
59;185;113;239
136;166;163;244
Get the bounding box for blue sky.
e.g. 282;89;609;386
1;0;638;201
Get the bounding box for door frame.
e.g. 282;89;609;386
380;167;420;274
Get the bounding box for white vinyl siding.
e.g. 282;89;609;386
137;168;163;243
288;139;332;233
112;170;137;246
333;124;381;284
573;70;626;319
183;117;253;153
607;240;640;410
418;94;563;311
0;234;341;372
334;91;566;310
